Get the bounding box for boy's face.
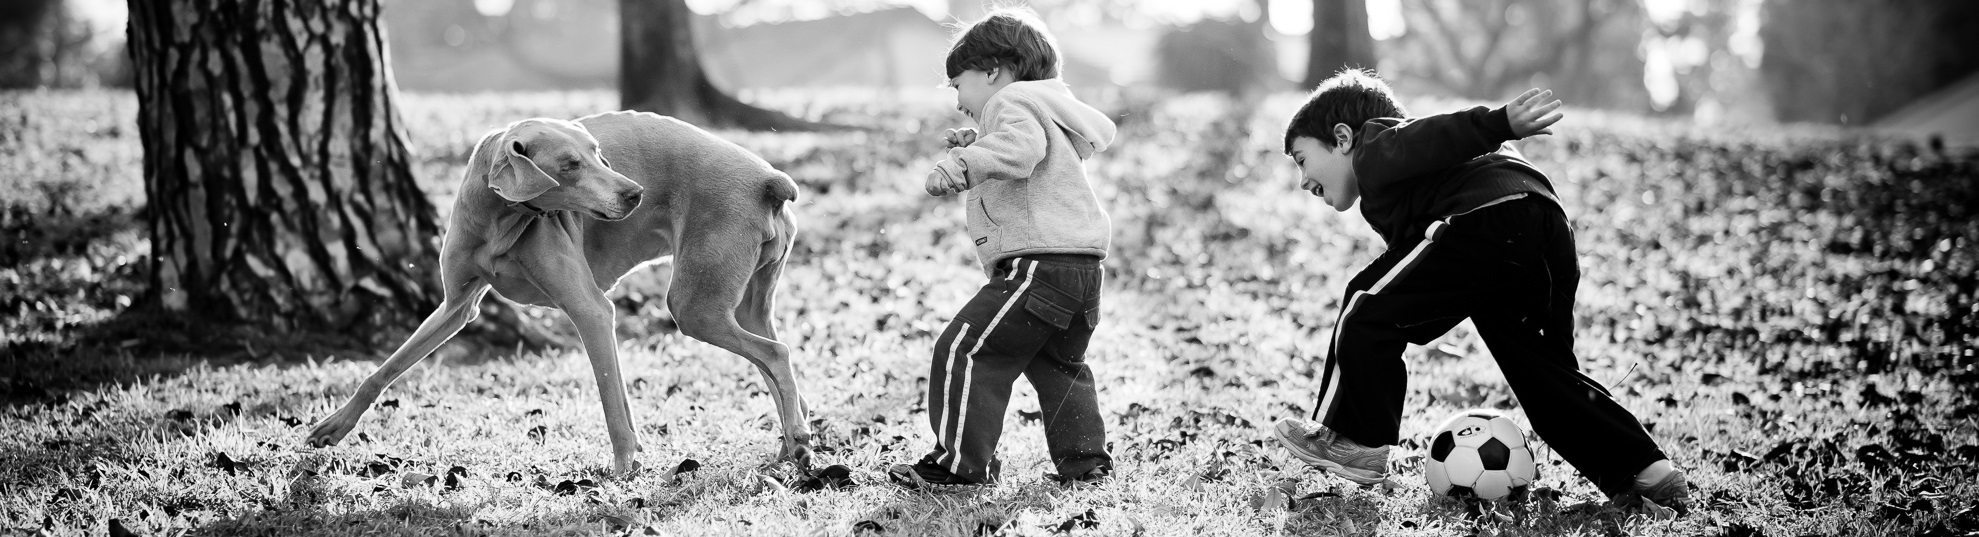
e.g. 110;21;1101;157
948;67;1012;123
1289;134;1360;211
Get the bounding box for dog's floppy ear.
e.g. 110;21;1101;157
488;135;560;202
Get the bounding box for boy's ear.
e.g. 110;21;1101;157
1331;123;1356;152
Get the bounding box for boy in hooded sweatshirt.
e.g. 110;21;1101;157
888;7;1118;488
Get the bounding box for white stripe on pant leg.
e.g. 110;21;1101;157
945;260;1039;472
932;322;971;453
1314;290;1367;423
1314;224;1444;425
1370;220;1445;291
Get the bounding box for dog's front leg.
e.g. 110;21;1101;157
520;229;644;476
562;289;643;476
308;281;490;448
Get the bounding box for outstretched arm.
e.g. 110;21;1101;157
1354;88;1564;189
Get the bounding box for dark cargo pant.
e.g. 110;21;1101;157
914;254;1112;484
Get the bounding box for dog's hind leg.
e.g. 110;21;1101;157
735;252;813;443
307;278;491;448
672;244;814;468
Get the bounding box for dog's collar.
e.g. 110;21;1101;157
506;200;552;218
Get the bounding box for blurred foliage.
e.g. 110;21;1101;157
0;0;129;89
1760;0;1979;125
1377;0;1653;113
12;0;1979;124
1153;16;1285;96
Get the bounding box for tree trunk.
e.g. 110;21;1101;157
618;0;817;131
1305;0;1377;87
127;0;440;336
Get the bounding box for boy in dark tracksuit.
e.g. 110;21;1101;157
1270;69;1691;512
888;8;1117;488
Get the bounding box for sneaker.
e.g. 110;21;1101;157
1272;418;1389;484
885;464;932;491
1609;460;1691;515
885;463;984;492
1047;465;1110;489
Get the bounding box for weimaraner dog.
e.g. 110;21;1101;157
306;111;812;475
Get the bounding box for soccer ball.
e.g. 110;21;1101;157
1424;409;1538;500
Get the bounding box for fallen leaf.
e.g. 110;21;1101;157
1053;509;1099;533
401;472;436;489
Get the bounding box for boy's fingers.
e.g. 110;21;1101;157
1535;111;1564;129
1534;99;1563;115
1515;88;1542;106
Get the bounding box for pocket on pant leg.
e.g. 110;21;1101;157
1024;294;1074;330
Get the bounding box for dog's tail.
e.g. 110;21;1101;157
764;171;799;205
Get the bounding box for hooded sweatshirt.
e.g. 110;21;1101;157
941;79;1118;275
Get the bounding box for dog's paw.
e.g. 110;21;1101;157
304;420;351;448
612;459;643;478
779;444;815;471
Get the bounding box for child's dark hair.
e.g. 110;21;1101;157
945;8;1059;82
1283;68;1407;154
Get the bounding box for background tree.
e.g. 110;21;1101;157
1305;0;1375;87
126;0;440;338
1381;0;1650;112
1760;0;1979;125
619;0;814;130
1156;15;1282;96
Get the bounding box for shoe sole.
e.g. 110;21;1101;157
1272;425;1387;485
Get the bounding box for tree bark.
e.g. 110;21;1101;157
127;0;439;335
1305;0;1376;87
618;0;819;131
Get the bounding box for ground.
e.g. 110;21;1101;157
1;88;1975;536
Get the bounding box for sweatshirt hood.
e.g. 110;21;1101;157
996;79;1117;159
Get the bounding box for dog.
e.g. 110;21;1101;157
306;111;812;475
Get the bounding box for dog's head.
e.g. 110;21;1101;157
487;119;644;220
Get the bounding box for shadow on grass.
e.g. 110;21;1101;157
177;456;708;536
848;490;1024;536
193;489;617;536
0;293;619;409
0;205;141;268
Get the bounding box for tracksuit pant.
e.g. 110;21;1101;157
914;254;1113;484
1310;196;1667;497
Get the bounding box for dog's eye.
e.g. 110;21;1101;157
599;156;612;169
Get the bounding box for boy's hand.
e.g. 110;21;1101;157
1506;88;1564;138
944;128;979;148
925;160;967;197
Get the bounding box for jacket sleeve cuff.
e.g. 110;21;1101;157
1485;105;1518;141
942;151;973;188
934;158;966;190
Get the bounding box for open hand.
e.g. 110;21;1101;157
944;128;979;148
1506;88;1564;138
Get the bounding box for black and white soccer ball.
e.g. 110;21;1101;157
1424;409;1538;500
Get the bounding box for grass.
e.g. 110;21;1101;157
2;87;1976;536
